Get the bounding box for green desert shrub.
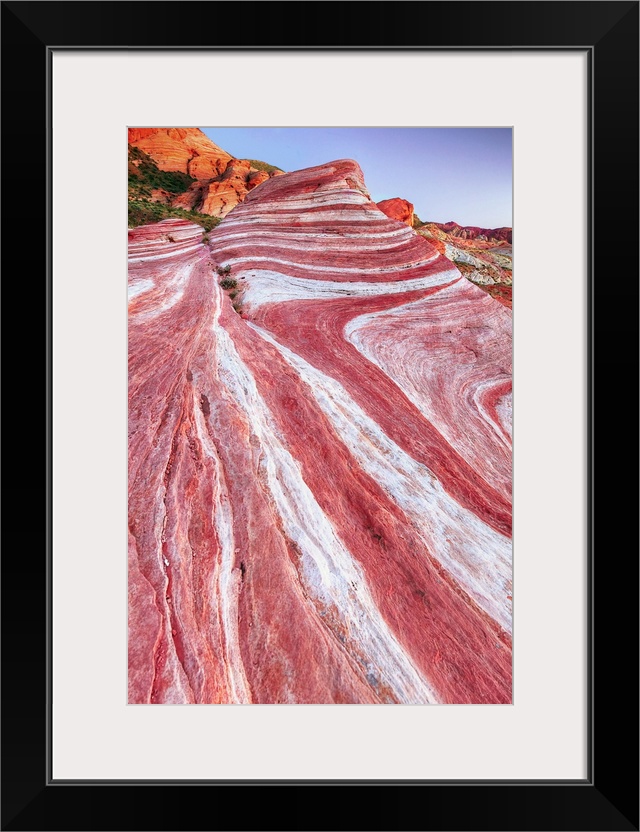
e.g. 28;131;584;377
246;159;284;175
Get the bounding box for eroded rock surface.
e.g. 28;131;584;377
171;159;278;219
128;127;233;179
129;129;284;219
417;223;513;308
377;197;414;226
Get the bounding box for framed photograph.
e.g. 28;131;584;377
2;1;637;830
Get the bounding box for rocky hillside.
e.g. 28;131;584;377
128;127;234;179
416;221;513;308
128;128;283;224
171;158;282;219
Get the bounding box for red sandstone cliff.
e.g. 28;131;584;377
171;158;283;219
376;197;414;226
129;128;284;218
128;127;234;179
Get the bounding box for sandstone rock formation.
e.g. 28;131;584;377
128;160;512;705
129;128;285;219
376;197;414;226
171;158;280;219
128;127;233;179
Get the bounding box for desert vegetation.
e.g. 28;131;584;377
128;147;222;231
128;146;195;197
245;159;284;175
128;200;222;231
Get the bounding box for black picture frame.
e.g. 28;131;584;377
2;2;638;830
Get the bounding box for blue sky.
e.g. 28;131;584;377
202;127;512;228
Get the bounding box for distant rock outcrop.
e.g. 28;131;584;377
377;197;414;226
417;222;513;308
428;220;512;245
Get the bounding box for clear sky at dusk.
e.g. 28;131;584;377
202;127;512;228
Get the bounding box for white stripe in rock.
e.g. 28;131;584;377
211;225;414;245
473;379;513;450
495;391;513;440
221;209;387;225
128;242;203;263
135;261;196;319
238;267;458;309
210;237;417;255
128;278;155;300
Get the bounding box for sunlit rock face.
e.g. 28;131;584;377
377;197;414;226
128;127;233;179
171;159;276;219
128;159;512;705
128;129;284;218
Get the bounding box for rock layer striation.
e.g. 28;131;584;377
128;127;233;179
129;128;284;219
128;159;513;704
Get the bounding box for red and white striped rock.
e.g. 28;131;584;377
128;160;512;705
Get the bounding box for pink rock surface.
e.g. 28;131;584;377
128;160;512;705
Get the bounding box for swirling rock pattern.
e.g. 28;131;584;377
128;159;512;704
